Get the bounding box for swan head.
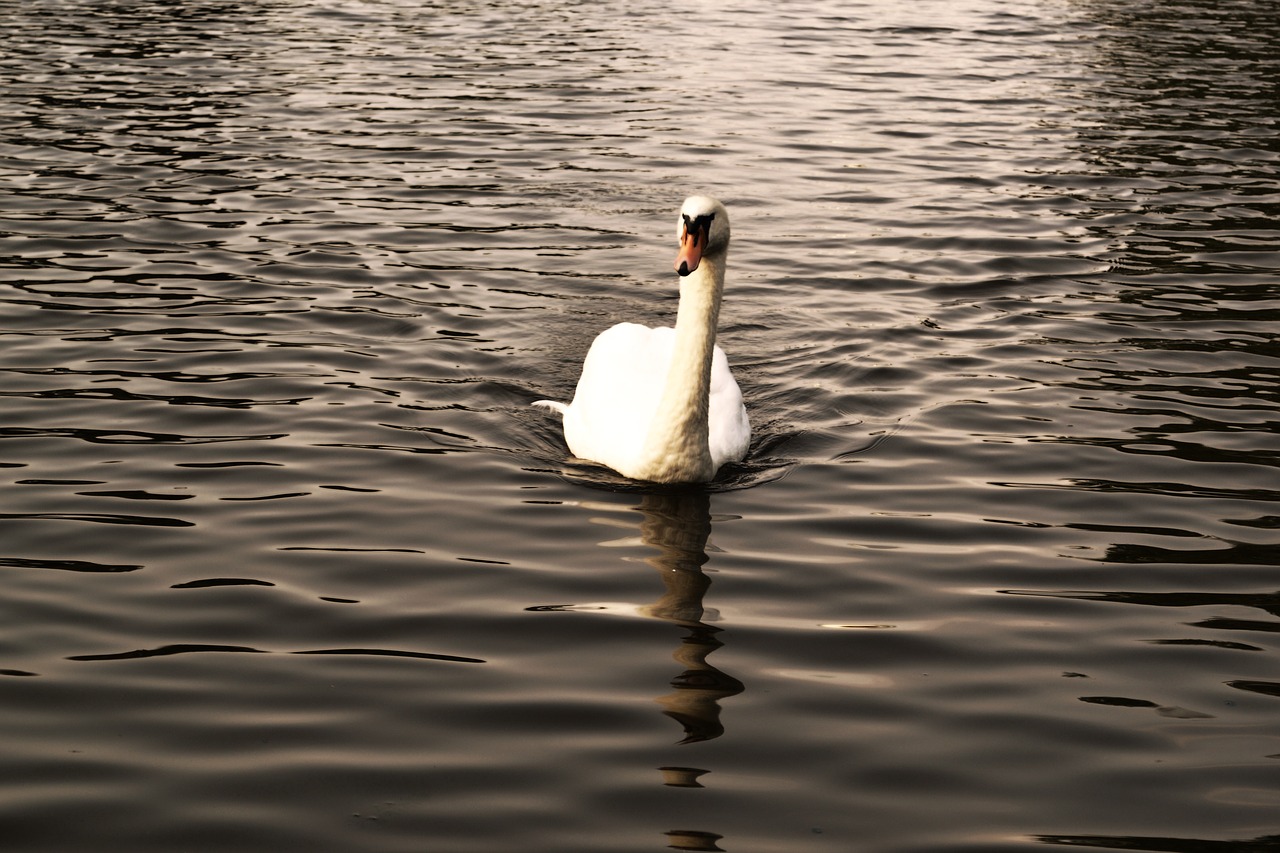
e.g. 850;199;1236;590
674;196;730;277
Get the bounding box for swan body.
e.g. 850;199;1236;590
534;196;750;483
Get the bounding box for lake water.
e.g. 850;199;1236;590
2;0;1279;850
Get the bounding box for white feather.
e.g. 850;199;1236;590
534;197;750;483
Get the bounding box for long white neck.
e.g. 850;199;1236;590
638;256;725;483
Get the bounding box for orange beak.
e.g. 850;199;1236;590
674;223;704;276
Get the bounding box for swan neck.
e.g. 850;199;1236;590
640;257;725;482
675;258;723;340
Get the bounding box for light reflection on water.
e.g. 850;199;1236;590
1;0;1278;850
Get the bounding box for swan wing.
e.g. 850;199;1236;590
549;321;749;478
562;323;674;472
708;345;751;469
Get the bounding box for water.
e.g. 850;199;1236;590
2;0;1278;850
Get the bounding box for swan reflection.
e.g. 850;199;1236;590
637;490;736;853
532;488;740;849
635;489;744;744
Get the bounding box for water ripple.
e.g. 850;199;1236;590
67;644;485;664
2;0;1279;851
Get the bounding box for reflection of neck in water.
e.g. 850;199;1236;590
636;491;744;744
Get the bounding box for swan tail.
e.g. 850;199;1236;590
532;399;568;415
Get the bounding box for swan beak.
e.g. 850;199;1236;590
674;221;705;276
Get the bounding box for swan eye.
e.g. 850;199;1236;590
681;212;715;247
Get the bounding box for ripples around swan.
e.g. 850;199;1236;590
1;0;1279;851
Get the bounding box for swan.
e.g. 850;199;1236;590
533;196;750;484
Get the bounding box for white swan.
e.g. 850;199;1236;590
534;196;750;483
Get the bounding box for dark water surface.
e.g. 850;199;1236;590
2;0;1279;850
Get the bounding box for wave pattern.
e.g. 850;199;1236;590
0;0;1278;851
